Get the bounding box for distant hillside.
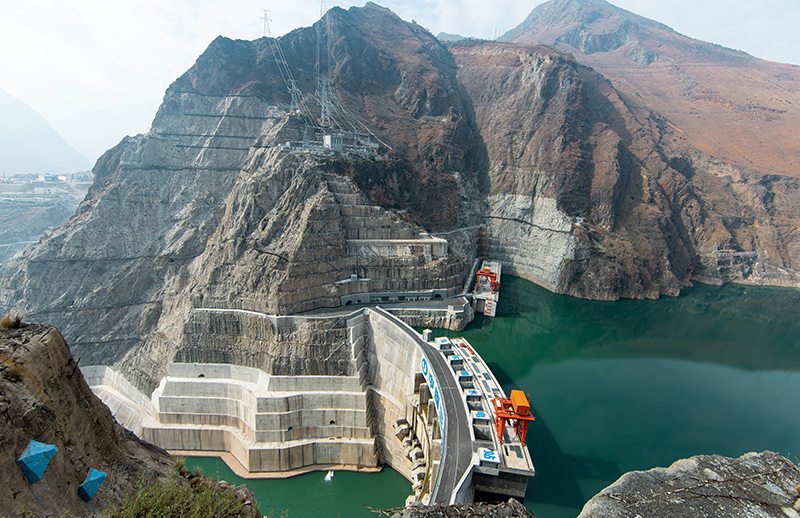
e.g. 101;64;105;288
499;0;800;178
0;88;89;175
436;32;468;41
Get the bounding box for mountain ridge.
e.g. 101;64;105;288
499;0;800;178
0;2;798;395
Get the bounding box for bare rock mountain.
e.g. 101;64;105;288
499;0;800;290
0;2;799;389
0;4;479;392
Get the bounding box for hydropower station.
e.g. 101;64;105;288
80;8;535;506
83;297;534;506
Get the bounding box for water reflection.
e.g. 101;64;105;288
183;457;410;517
457;278;800;374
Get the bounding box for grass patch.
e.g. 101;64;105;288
175;456;187;475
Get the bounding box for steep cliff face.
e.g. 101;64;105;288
0;4;477;392
498;0;800;292
453;43;703;299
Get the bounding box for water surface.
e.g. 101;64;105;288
191;278;800;517
439;277;800;517
183;458;411;517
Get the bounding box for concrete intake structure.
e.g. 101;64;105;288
83;306;533;505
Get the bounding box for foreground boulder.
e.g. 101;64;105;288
578;452;800;518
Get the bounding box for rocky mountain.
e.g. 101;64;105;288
0;2;798;393
0;4;479;392
500;0;800;177
0;88;90;175
498;0;800;290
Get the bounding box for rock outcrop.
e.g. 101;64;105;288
1;318;263;517
0;321;177;516
578;452;800;518
393;498;534;517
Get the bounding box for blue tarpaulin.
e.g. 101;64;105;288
17;440;58;483
78;468;107;501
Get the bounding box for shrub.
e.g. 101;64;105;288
109;478;262;518
0;312;22;329
5;364;23;382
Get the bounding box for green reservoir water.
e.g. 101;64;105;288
187;277;800;517
182;458;412;517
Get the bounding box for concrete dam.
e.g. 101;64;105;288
83;306;534;505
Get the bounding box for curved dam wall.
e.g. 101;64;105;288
84;307;448;498
357;309;442;490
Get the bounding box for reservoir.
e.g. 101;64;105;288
187;276;800;517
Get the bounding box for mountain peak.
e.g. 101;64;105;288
500;0;748;64
498;0;800;180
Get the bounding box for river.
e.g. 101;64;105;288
187;277;800;517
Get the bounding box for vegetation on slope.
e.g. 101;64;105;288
109;463;265;518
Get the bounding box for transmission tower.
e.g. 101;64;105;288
261;9;270;37
289;79;302;112
315;0;333;126
318;78;331;126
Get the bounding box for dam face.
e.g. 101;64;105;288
83;306;532;505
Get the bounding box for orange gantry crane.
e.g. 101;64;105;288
476;266;500;294
492;390;535;445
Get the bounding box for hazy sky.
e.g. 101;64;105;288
1;0;798;164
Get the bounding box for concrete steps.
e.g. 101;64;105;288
142;363;378;472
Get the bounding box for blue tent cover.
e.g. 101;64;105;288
78;468;107;501
17;440;58;483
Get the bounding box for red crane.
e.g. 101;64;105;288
492;390;535;445
476;266;499;294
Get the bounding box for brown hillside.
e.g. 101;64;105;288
501;0;800;178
